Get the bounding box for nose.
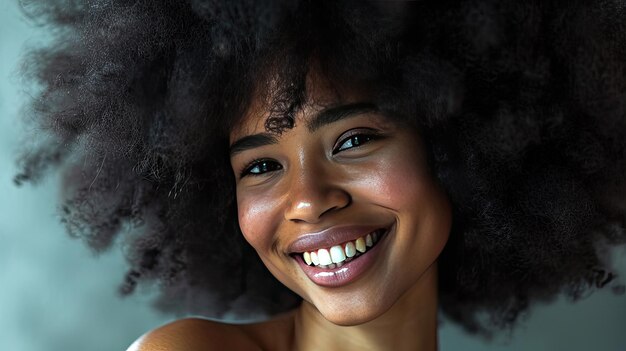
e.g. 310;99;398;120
284;167;351;223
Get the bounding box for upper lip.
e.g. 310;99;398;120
287;224;389;254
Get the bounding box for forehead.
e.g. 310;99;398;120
229;70;373;142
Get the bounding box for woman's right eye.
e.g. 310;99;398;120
240;159;283;178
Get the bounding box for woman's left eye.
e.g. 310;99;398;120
333;132;380;154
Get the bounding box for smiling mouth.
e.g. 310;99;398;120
295;228;387;269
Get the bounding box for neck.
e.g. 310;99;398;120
292;264;439;351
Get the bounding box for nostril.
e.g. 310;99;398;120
320;205;339;218
284;187;351;223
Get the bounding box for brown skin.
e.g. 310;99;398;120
129;266;438;351
129;76;452;351
127;313;295;351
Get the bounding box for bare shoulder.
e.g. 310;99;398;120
126;318;262;351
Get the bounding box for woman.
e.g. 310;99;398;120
16;0;626;350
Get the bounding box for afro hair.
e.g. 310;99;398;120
15;0;626;335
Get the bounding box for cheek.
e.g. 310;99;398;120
385;159;424;203
237;189;304;293
381;152;451;233
353;152;429;207
236;190;279;252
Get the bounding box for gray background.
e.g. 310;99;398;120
1;1;625;350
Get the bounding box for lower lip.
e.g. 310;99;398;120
294;226;393;288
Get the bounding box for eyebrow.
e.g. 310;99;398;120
229;102;378;156
306;102;379;132
229;133;278;156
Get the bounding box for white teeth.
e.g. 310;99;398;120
310;251;320;266
303;251;312;265
300;229;386;267
345;242;356;258
317;249;333;265
355;237;366;253
330;245;346;263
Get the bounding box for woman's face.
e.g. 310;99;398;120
229;81;452;326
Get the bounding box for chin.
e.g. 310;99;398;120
301;261;441;327
308;288;399;326
322;309;388;327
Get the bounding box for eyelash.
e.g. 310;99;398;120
332;129;382;155
239;129;382;178
240;158;283;178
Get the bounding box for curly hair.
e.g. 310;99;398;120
16;0;626;335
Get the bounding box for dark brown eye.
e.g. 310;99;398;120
333;133;379;154
241;159;282;177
